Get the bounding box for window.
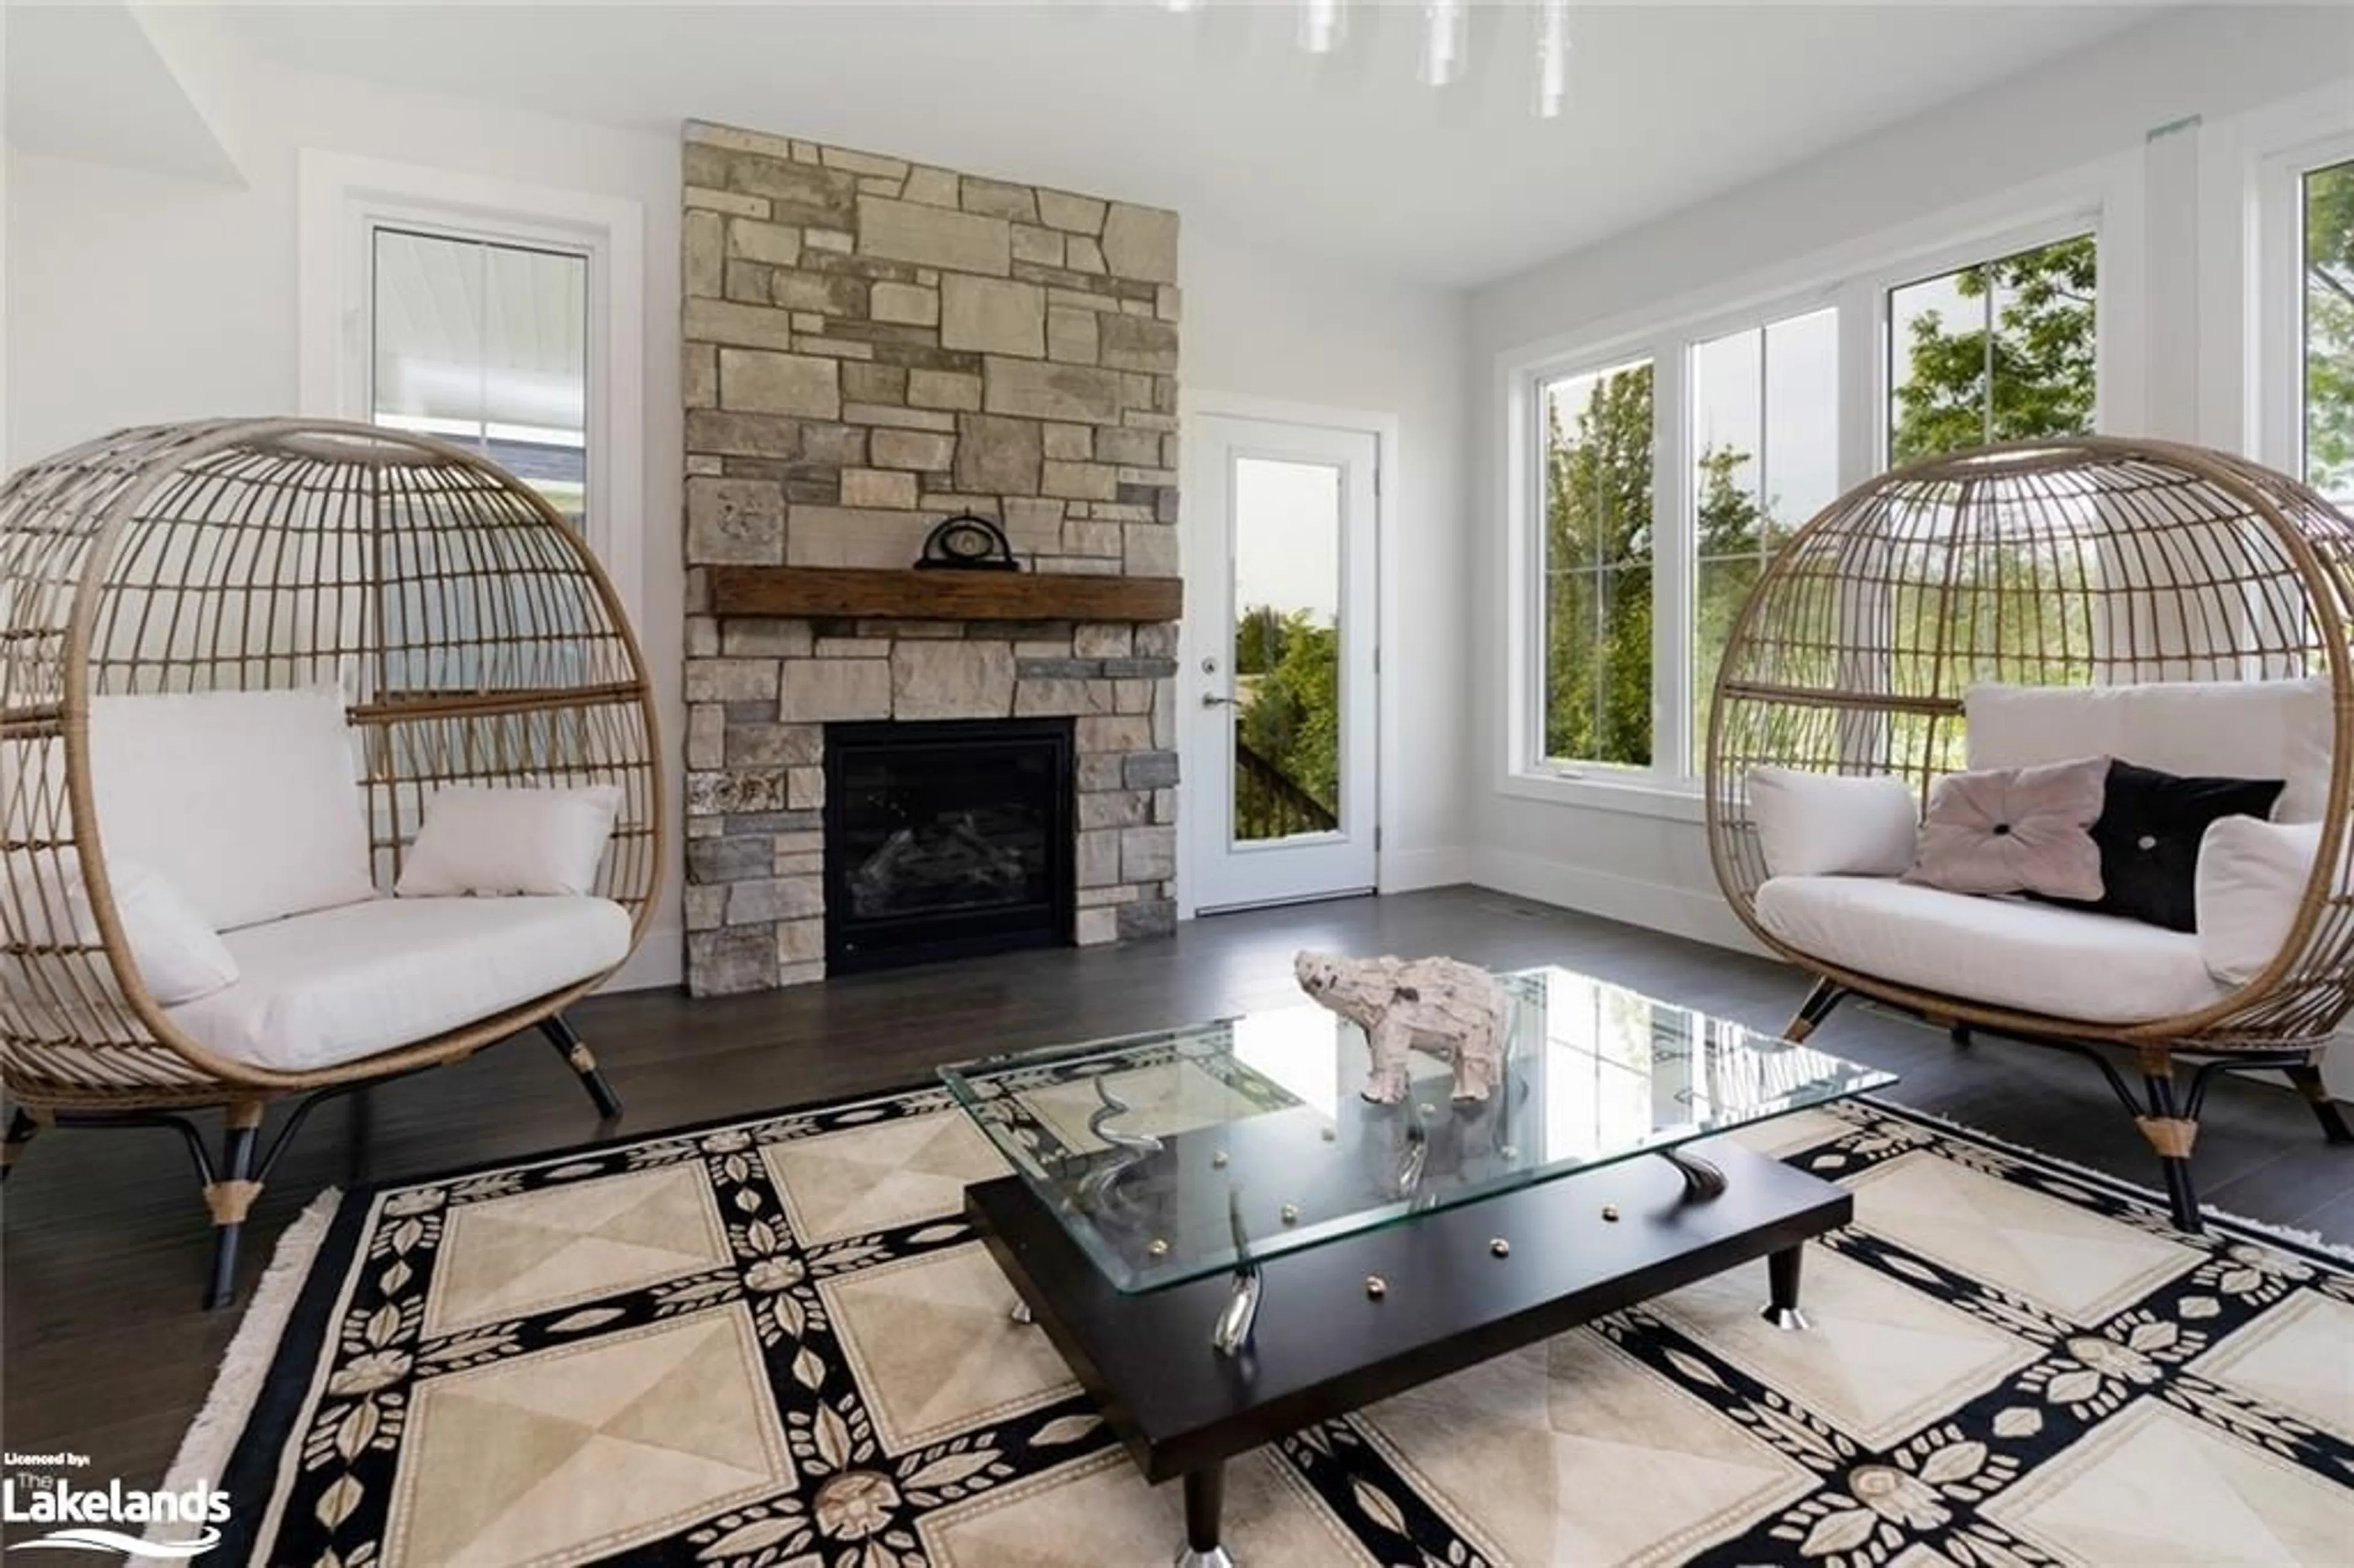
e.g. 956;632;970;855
1514;221;2100;794
1689;308;1838;769
2302;159;2354;501
369;228;590;528
298;150;644;625
1540;358;1654;769
1888;234;2098;465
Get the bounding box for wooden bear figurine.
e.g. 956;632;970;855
1293;951;1513;1104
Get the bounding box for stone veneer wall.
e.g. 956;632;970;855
679;121;1183;997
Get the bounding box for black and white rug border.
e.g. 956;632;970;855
162;1085;2353;1567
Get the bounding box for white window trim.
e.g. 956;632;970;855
2192;75;2354;461
2252;125;2354;488
295;150;645;627
1496;159;2131;818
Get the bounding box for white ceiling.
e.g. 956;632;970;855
207;3;2177;288
2;3;242;184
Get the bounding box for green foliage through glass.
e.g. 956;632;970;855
1889;235;2097;466
2305;161;2354;498
1232;606;1339;840
1542;360;1655;767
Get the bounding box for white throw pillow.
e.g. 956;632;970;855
395;785;623;897
4;854;238;1005
88;685;376;931
2195;816;2344;986
1966;679;2332;823
1747;767;1919;878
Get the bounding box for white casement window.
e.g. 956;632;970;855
1509;217;2101;804
369;228;590;527
297;151;644;624
1535;352;1659;774
1883;232;2099;469
2255;134;2354;505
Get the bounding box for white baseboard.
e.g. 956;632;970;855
1379;845;1472;894
1468;849;1767;957
2322;1033;2352;1099
603;923;683;993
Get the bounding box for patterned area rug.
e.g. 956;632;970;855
201;1084;2354;1566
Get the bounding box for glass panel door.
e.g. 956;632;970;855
1185;415;1379;913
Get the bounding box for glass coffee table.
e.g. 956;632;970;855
942;965;1894;1568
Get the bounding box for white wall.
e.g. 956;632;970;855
5;55;690;989
1181;227;1472;894
5;49;1476;986
1465;4;2354;951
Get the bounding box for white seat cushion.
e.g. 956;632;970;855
1965;678;2331;823
165;896;631;1072
1756;875;2225;1025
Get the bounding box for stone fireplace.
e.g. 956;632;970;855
679;122;1183;996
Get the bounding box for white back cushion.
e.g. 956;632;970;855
395;785;623;898
1965;679;2333;823
2194;817;2344;986
88;686;376;931
4;854;239;1005
1746;767;1918;878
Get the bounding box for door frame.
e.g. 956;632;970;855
1175;392;1401;921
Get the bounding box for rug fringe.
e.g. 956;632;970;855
1859;1096;2354;1266
140;1187;343;1564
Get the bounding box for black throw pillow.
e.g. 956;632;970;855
2046;759;2284;932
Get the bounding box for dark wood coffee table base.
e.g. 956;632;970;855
967;1136;1852;1565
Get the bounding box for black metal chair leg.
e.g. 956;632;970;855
1;1107;41;1180
2135;1062;2203;1233
348;1084;375;1185
2285;1065;2354;1145
1783;978;1849;1044
540;1014;623;1120
204;1103;265;1311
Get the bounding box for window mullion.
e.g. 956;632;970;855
1836;278;1879;487
1652;342;1693;782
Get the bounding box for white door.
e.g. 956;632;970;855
1183;413;1379;913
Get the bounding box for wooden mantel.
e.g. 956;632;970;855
708;566;1183;623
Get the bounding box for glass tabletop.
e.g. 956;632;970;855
939;965;1895;1293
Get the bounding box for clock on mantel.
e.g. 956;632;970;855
915;512;1020;573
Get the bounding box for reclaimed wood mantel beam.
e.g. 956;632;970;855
707;566;1183;623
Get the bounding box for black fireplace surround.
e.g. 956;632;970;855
822;717;1076;974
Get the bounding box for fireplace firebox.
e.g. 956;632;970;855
822;718;1076;974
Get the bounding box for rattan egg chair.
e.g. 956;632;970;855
0;417;664;1305
1706;435;2354;1231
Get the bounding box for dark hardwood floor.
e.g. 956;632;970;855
5;886;2348;1491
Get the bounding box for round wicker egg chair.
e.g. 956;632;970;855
1705;435;2354;1231
0;417;664;1305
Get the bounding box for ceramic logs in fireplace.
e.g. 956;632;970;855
821;718;1077;974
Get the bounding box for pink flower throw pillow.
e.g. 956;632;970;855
1905;756;2109;901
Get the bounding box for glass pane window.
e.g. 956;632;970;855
2304;159;2354;502
1540;359;1654;768
1887;234;2096;466
371;227;590;528
1689;307;1837;769
1231;457;1343;843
